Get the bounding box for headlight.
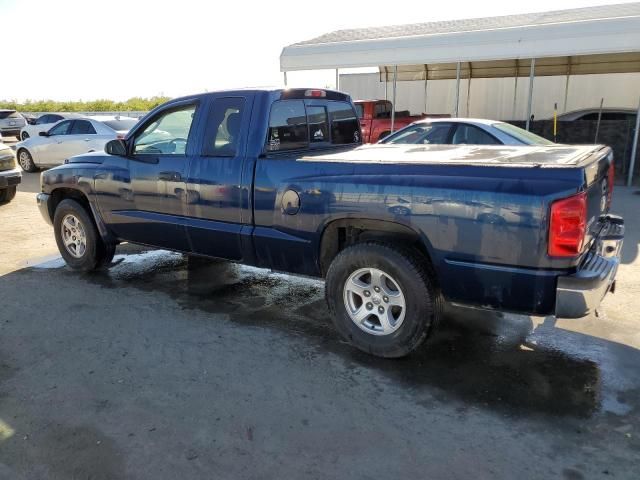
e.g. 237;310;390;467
0;149;16;170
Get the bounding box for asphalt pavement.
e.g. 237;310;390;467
0;167;639;479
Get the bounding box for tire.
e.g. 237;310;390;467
53;199;115;272
17;149;37;172
325;242;442;358
0;186;17;203
21;131;29;141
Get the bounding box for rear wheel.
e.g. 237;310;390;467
325;242;441;358
53;199;115;271
17;149;37;172
0;186;16;203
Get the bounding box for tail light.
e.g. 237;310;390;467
548;192;587;257
607;156;614;208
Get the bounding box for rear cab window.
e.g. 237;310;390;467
266;90;361;152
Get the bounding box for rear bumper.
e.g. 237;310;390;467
0;167;22;188
555;215;624;318
0;128;22;136
36;192;53;226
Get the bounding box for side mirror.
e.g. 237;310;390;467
105;139;128;156
39;131;49;137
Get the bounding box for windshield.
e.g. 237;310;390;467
492;122;554;145
103;119;138;132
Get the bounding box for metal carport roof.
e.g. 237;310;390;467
280;3;640;71
280;3;640;185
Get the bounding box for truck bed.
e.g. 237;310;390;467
305;144;608;167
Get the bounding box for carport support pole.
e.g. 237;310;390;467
627;96;640;187
454;62;461;117
424;77;428;114
525;58;536;131
391;65;398;133
335;69;339;90
283;71;288;87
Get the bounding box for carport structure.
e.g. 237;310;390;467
280;3;640;185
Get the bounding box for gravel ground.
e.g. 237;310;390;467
0;172;638;479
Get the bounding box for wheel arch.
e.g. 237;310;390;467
16;147;34;165
48;187;115;244
318;218;436;277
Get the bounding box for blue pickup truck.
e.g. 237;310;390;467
36;88;624;357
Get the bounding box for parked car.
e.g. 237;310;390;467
16;116;138;172
355;100;448;143
20;113;82;140
23;113;38;126
380;118;555;146
556;108;637;122
0;140;21;203
36;88;623;358
0;110;27;139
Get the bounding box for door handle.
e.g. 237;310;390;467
84;138;90;142
159;171;182;182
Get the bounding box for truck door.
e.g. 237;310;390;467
184;95;252;260
98;101;199;251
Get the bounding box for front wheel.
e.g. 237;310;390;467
21;131;29;141
325;242;441;358
53;199;115;271
17;149;37;172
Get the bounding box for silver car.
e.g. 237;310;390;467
379;118;554;146
0;109;27;139
20;112;82;141
15;116;138;172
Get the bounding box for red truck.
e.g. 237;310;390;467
354;100;448;143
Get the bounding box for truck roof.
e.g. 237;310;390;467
167;87;351;102
303;144;609;168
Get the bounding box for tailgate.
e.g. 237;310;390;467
581;146;615;253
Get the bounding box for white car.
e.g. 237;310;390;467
15;116;138;172
379;118;555;146
19;113;80;141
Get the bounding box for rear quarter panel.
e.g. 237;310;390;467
254;157;585;314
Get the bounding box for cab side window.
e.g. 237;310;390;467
374;102;391;119
133;104;196;155
203;97;245;157
49;120;73;136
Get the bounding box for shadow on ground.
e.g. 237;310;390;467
54;248;640;422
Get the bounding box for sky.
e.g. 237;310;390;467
0;0;635;101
